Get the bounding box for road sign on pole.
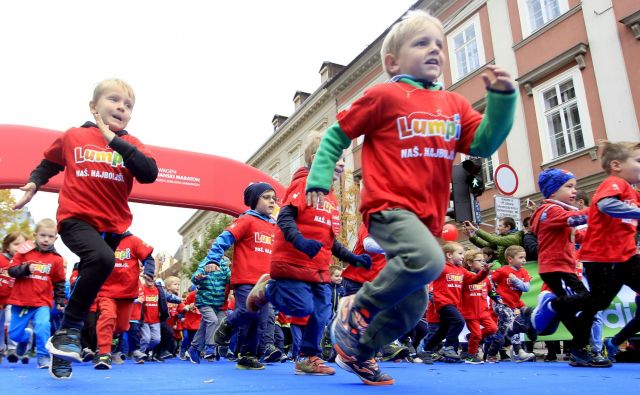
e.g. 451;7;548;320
494;164;519;196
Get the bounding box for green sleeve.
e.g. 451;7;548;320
469;235;492;249
476;229;523;247
469;90;517;157
306;122;352;192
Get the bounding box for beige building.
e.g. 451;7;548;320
177;0;640;270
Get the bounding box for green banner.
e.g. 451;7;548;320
521;261;637;341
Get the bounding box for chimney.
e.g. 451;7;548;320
272;114;288;132
293;91;311;110
319;61;345;83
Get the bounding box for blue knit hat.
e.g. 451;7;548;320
538;169;575;198
243;182;275;209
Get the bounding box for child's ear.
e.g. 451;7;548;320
89;101;96;113
610;159;622;173
384;53;400;76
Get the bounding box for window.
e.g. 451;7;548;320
269;161;280;182
448;14;485;83
519;0;568;36
481;153;499;185
532;68;594;163
289;146;302;176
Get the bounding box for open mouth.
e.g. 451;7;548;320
112;114;123;121
425;59;439;66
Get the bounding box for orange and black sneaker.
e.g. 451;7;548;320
294;355;336;375
335;355;394;386
330;295;370;361
246;273;271;313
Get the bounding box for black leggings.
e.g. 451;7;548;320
60;218;122;330
423;305;465;351
585;255;640;312
539;271;593;348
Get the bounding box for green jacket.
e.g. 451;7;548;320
469;229;524;266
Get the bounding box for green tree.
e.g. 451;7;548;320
0;190;33;240
184;214;234;275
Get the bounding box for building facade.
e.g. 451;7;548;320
177;0;640;269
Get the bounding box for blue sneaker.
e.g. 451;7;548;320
532;292;560;335
186;346;200;364
203;345;217;361
45;328;83;362
604;338;619;362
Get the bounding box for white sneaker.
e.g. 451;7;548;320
512;348;536;363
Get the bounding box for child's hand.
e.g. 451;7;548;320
92;111;116;143
204;263;219;273
194;272;208;281
306;191;326;208
508;273;517;280
482;64;515;92
13;182;37;210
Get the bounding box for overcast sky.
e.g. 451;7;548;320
1;0;416;270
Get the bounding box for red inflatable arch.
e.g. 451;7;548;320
0;125;284;216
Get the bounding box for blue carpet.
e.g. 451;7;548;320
1;358;638;395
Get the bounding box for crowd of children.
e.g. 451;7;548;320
1;8;639;389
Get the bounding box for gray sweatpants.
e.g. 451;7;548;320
355;208;445;359
190;306;224;351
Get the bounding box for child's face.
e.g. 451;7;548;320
333;155;345;182
550;178;577;204
167;282;180;294
6;235;26;256
448;246;465;265
386;24;445;82
615;149;640;185
90;85;134;132
470;254;485;271
330;270;343;284
34;226;57;251
254;189;276;216
507;252;527;268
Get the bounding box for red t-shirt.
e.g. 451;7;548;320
337;83;478;235
271;168;340;283
579;176;639;262
43;125;155;233
461;277;492;320
431;262;488;311
490;265;531;309
182;290;201;331
342;225;387;284
226;214;275;285
142;284;160;324
0;254;16;305
530;202;588;274
130;280;144;321
99;235;153;298
8;249;65;308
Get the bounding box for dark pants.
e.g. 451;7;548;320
258;308;276;357
266;279;332;357
585;256;640;312
540;271;593;348
127;321;141;354
228;285;270;357
155;321;174;355
423;305;465;351
81;311;98;351
342;278;363;297
60;219;122;330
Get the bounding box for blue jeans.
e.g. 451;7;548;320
266;279;332;357
9;305;50;358
228;285;271;356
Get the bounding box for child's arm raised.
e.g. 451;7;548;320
467;65;517;158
